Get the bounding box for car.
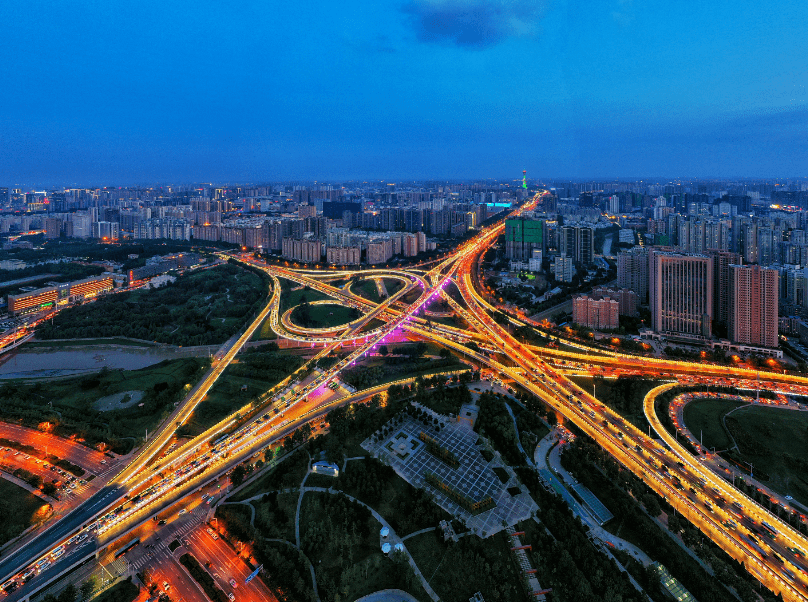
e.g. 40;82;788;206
163;581;171;591
228;594;235;601
100;460;107;464
207;527;214;535
229;578;237;588
158;519;167;525
179;509;187;515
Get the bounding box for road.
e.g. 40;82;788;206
5;190;808;601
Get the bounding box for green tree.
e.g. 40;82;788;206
80;578;96;601
57;584;77;602
231;465;246;488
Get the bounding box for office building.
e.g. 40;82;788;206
617;247;649;301
504;218;544;261
728;265;779;348
650;251;713;340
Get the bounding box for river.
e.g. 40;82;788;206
0;345;189;379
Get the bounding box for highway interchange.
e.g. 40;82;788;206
2;193;808;601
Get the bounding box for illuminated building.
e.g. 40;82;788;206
650;251;713;341
728;264;779;348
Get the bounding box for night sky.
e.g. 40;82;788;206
1;0;806;185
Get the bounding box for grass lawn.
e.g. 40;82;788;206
278;280;331;312
356;318;385;334
251;312;278;341
400;288;422;305
290;302;361;328
0;478;47;547
352;279;382;303
383;278;405;296
682;398;748;450
726;405;808;506
0;357;208;454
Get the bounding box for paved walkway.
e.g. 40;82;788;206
299;486;441;602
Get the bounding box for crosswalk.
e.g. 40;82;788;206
128;514;206;572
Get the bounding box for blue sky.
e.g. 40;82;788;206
1;0;806;186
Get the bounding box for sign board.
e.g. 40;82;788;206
245;564;263;585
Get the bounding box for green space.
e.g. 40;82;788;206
0;479;47;546
406;529;525;602
251;491;298;541
557;437;780;602
38;264;268;346
23;338;157;349
230;449;309;502
180;553;228;602
180;344;303;437
313;456;450;536
251;312;278;341
352;279;382;303
723;405;808;507
356;318;385;334
88;578;138;602
290;302;361;329
300;491;429;602
400;287;422;305
682;398;747;451
342;344;464;391
278;280;331;313
572;375;663;429
383;278;405;296
0;357;209;454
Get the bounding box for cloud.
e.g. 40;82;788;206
402;0;546;49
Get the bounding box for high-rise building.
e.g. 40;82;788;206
707;250;742;327
505;218;544;261
560;226;593;265
573;294;619;330
617;247;649;302
553;255;575;283
650;251;713;340
728;265;778;348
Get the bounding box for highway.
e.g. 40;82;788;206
3;191;808;601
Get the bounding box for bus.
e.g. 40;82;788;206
761;521;778;539
114;538;140;559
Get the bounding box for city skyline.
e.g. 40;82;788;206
2;0;806;185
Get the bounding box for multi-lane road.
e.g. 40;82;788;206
3;192;808;601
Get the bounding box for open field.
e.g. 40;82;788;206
0;357;208;454
0;478;48;547
278;280;331;312
290;302;361;329
352;279;382;303
725;405;808;506
682;398;747;451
